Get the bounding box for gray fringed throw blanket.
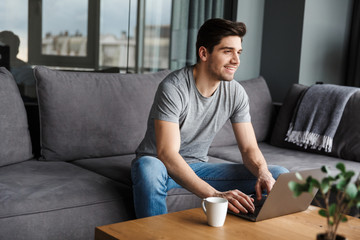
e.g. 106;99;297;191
285;84;358;152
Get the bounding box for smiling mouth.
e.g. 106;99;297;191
224;66;237;72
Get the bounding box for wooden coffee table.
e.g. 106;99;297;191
95;205;360;240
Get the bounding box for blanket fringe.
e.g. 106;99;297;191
285;123;333;152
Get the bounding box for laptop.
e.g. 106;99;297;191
229;168;325;221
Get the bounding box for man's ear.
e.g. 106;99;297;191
198;46;208;62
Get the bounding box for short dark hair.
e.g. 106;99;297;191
196;18;246;62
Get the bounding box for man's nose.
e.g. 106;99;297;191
231;53;240;64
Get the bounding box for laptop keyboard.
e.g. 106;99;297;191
247;195;266;217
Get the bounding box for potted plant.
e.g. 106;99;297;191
288;163;360;240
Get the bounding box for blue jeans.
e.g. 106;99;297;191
131;156;289;218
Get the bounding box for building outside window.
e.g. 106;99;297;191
99;0;137;72
42;0;88;57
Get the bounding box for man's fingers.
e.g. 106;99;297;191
225;190;255;214
266;183;272;195
255;175;276;200
255;182;262;200
228;198;247;214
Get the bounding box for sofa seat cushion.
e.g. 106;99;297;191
0;160;134;220
208;145;242;163
0;67;32;166
271;84;360;162
72;154;232;213
258;142;360;173
0;160;135;239
208;142;360;174
71;154;233;188
72;154;135;186
34;66;171;161
211;76;274;147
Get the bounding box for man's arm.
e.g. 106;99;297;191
155;119;215;198
232;122;275;200
155;119;255;214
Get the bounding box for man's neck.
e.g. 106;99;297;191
193;64;220;98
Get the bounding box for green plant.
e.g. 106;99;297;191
288;163;360;240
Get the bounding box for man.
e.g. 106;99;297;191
132;18;288;218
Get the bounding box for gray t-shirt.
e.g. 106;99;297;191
136;66;251;163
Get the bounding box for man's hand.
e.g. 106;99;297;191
215;190;255;214
255;171;275;200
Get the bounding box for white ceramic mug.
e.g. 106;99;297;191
201;197;228;227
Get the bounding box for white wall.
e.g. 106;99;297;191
299;0;353;86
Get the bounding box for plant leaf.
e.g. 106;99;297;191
346;183;358;199
329;203;336;217
336;162;346;173
288;181;297;191
295;172;303;181
341;215;348;222
327;175;336;181
321;178;330;194
336;179;348;190
321;166;329;174
319;209;327;217
309;177;320;188
288;182;301;197
344;171;355;180
288;181;309;197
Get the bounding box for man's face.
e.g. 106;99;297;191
203;36;242;82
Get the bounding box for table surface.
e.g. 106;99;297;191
95;205;360;240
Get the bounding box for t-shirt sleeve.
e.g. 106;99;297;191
151;81;183;123
230;84;251;123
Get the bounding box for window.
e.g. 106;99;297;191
143;0;171;72
27;0;172;72
1;0;37;98
99;0;137;72
42;0;88;57
0;0;28;63
29;0;98;69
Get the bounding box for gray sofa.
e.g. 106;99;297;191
0;66;359;240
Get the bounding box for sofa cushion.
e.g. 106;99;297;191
208;142;360;174
72;154;234;188
241;76;274;142
0;67;32;166
72;154;134;186
270;83;360;162
208;145;242;163
211;76;274;147
333;90;360;161
34;66;171;161
0;160;134;240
